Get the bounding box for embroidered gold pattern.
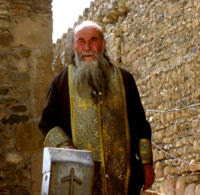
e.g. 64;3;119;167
139;138;153;164
69;65;130;195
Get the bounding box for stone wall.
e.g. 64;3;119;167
0;0;53;194
54;0;200;194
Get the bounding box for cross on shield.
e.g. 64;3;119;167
61;168;82;195
41;147;94;195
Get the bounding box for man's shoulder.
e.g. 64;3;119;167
117;66;134;80
53;66;69;84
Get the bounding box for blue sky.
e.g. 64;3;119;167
52;0;93;42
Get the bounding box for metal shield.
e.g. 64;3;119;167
41;147;94;195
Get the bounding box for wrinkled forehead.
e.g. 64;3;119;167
74;21;102;34
74;26;102;40
73;21;104;40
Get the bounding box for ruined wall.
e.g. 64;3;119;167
0;0;53;194
54;0;200;194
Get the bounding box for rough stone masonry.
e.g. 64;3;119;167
0;0;53;194
54;0;200;194
0;0;200;194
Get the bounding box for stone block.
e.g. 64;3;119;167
183;145;192;155
14;59;29;73
195;184;200;195
155;161;164;178
164;166;171;177
0;97;17;105
9;105;27;113
193;140;200;152
31;151;43;195
5;152;23;164
13;17;52;48
177;148;183;156
0;31;13;47
0;19;9;28
189;160;200;172
20;48;31;58
164;175;176;195
176;176;185;195
0;88;8;95
16;122;43;152
192;119;199;128
8;72;30;82
8;187;30;195
163;137;174;144
29;49;53;117
184;184;196;195
2;114;29;125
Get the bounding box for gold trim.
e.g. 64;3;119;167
116;66;131;195
44;126;72;147
57;141;72;147
69;65;77;146
68;64;131;194
98;93;108;195
139;139;153;164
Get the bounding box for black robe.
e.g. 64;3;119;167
39;66;152;194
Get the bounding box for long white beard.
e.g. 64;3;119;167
73;51;110;101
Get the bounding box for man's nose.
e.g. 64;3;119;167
83;42;91;51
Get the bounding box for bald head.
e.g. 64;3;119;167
74;21;103;38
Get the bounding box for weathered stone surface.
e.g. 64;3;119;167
185;174;200;184
195;184;200;195
31;151;43;195
0;98;17;105
164;175;176;195
13;17;52;48
184;184;196;195
8;72;30;82
0;88;8;95
189;160;200;172
30;48;53;117
14;59;29;73
155;161;164;178
16;122;43;152
5;152;23;164
9;105;27;113
176;176;185;195
2;114;29;125
20;48;31;58
1;0;200;194
0;0;52;193
0;31;13;47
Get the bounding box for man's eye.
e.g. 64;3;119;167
91;37;98;41
77;40;85;44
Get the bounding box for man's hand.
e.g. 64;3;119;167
62;145;76;149
142;164;155;190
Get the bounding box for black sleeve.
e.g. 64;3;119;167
38;81;62;139
39;67;72;140
120;68;152;148
121;68;151;190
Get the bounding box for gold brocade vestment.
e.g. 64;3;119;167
69;64;131;195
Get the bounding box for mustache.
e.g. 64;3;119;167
79;51;98;58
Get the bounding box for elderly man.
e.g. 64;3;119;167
39;21;155;195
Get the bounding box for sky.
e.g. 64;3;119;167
52;0;93;43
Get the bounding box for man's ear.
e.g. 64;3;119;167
72;44;75;52
102;40;106;52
